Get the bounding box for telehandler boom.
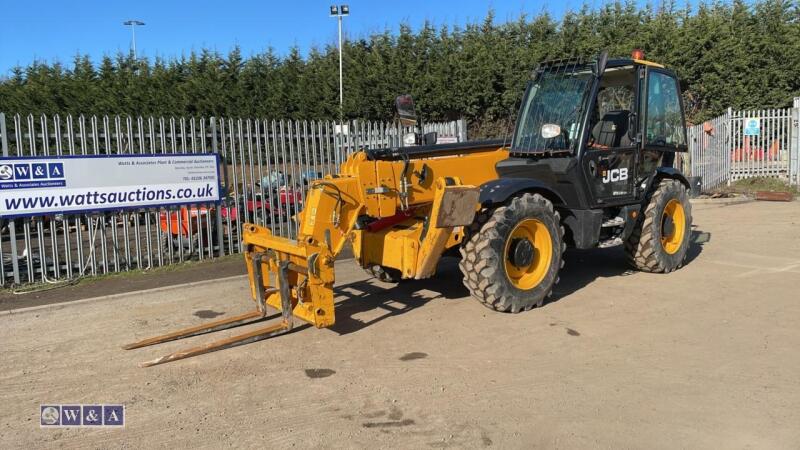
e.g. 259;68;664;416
125;51;694;366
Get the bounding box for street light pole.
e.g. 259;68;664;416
329;5;349;121
123;20;145;60
337;14;343;118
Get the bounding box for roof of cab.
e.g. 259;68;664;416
538;56;666;70
606;57;665;69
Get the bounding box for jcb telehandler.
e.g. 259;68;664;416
125;51;693;366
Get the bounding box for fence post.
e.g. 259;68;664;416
1;113;22;286
457;118;468;142
0;112;7;155
726;107;733;186
211;117;225;257
791;107;799;186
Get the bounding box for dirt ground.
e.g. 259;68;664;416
1;199;799;449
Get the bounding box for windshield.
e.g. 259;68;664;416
512;65;593;153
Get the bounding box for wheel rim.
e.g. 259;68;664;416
504;218;553;290
661;199;686;255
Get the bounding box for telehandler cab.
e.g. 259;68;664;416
125;51;693;366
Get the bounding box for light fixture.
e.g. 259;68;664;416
123;20;146;60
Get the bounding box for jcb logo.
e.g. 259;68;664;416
602;168;628;184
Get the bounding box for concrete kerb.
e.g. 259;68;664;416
690;196;755;206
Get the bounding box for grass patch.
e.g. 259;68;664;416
718;177;798;196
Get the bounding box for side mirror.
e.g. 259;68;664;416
395;94;417;127
595;50;609;77
541;123;562;139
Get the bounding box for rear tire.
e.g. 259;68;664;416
625;179;692;273
460;193;564;313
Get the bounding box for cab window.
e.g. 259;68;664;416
586;66;636;150
645;71;686;149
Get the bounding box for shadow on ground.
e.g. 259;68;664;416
329;228;710;335
554;227;709;299
331;258;470;335
121;228;712;355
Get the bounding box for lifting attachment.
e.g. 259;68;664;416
124;147;500;367
123;249;316;367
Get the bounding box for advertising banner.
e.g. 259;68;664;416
0;154;221;218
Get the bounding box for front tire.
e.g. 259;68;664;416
625;179;692;273
460;193;564;313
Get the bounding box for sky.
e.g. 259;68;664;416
0;0;697;75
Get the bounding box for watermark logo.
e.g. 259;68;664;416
40;406;60;426
104;405;124;426
62;405;81;426
40;404;124;427
82;405;103;426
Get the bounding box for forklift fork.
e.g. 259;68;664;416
123;253;297;367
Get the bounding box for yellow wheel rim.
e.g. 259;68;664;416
504;218;553;290
661;199;686;255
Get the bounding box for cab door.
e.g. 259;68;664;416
581;66;640;206
637;67;689;180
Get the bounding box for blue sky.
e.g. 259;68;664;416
0;0;698;75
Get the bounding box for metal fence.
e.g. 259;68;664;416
687;103;800;191
0;113;466;287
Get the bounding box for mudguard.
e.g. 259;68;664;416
478;178;565;208
644;167;690;195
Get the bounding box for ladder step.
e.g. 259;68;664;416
601;217;625;227
598;237;623;248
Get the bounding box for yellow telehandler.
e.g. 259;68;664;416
125;51;694;366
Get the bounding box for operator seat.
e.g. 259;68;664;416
590;110;631;148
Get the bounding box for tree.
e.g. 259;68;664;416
1;1;799;135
